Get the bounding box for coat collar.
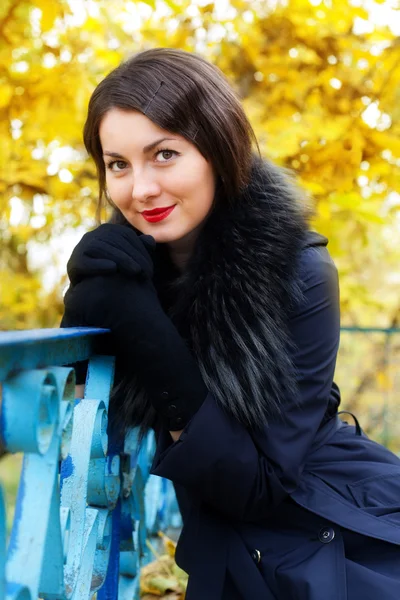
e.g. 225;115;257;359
153;156;318;429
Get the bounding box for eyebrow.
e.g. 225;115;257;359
103;137;177;158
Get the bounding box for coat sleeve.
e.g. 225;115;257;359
150;244;341;520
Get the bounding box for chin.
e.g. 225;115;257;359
150;229;188;244
127;222;175;242
131;217;197;245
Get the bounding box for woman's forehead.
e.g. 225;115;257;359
99;108;185;151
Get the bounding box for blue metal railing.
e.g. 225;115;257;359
0;328;180;600
1;325;399;599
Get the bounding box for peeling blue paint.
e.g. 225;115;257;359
7;463;26;560
6;581;22;595
119;508;133;542
60;454;74;481
107;454;116;475
0;328;109;381
0;328;182;599
98;500;121;600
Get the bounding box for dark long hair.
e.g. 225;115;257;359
83;49;263;438
83;47;259;221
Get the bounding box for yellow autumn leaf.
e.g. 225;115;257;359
376;371;391;392
0;84;13;108
299;179;326;196
34;0;61;32
370;131;400;158
158;531;177;557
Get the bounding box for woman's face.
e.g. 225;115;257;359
99;108;216;245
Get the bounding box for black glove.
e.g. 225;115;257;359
62;272;208;431
67;223;156;285
61;222;156;384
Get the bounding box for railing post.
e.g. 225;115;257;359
0;329;182;600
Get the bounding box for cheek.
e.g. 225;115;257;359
173;165;215;210
191;175;215;217
190;189;214;219
106;177;131;206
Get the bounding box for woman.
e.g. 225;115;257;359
61;48;400;599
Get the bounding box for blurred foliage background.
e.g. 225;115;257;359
1;0;400;450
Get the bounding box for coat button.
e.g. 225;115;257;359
167;404;177;415
251;549;261;564
318;527;335;544
161;391;169;400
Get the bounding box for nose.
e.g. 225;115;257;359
131;167;161;204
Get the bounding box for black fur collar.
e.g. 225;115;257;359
156;156;309;429
112;156;311;432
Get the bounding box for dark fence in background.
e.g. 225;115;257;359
337;327;400;453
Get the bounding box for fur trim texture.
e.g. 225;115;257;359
111;156;309;432
164;156;309;429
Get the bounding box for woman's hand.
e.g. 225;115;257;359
61;224;207;432
67;223;155;285
62;273;207;433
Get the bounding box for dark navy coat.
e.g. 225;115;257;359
150;242;400;599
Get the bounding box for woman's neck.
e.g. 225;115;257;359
167;228;200;272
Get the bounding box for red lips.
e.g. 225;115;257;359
141;205;175;223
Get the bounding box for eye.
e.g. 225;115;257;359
107;160;127;172
155;149;178;163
